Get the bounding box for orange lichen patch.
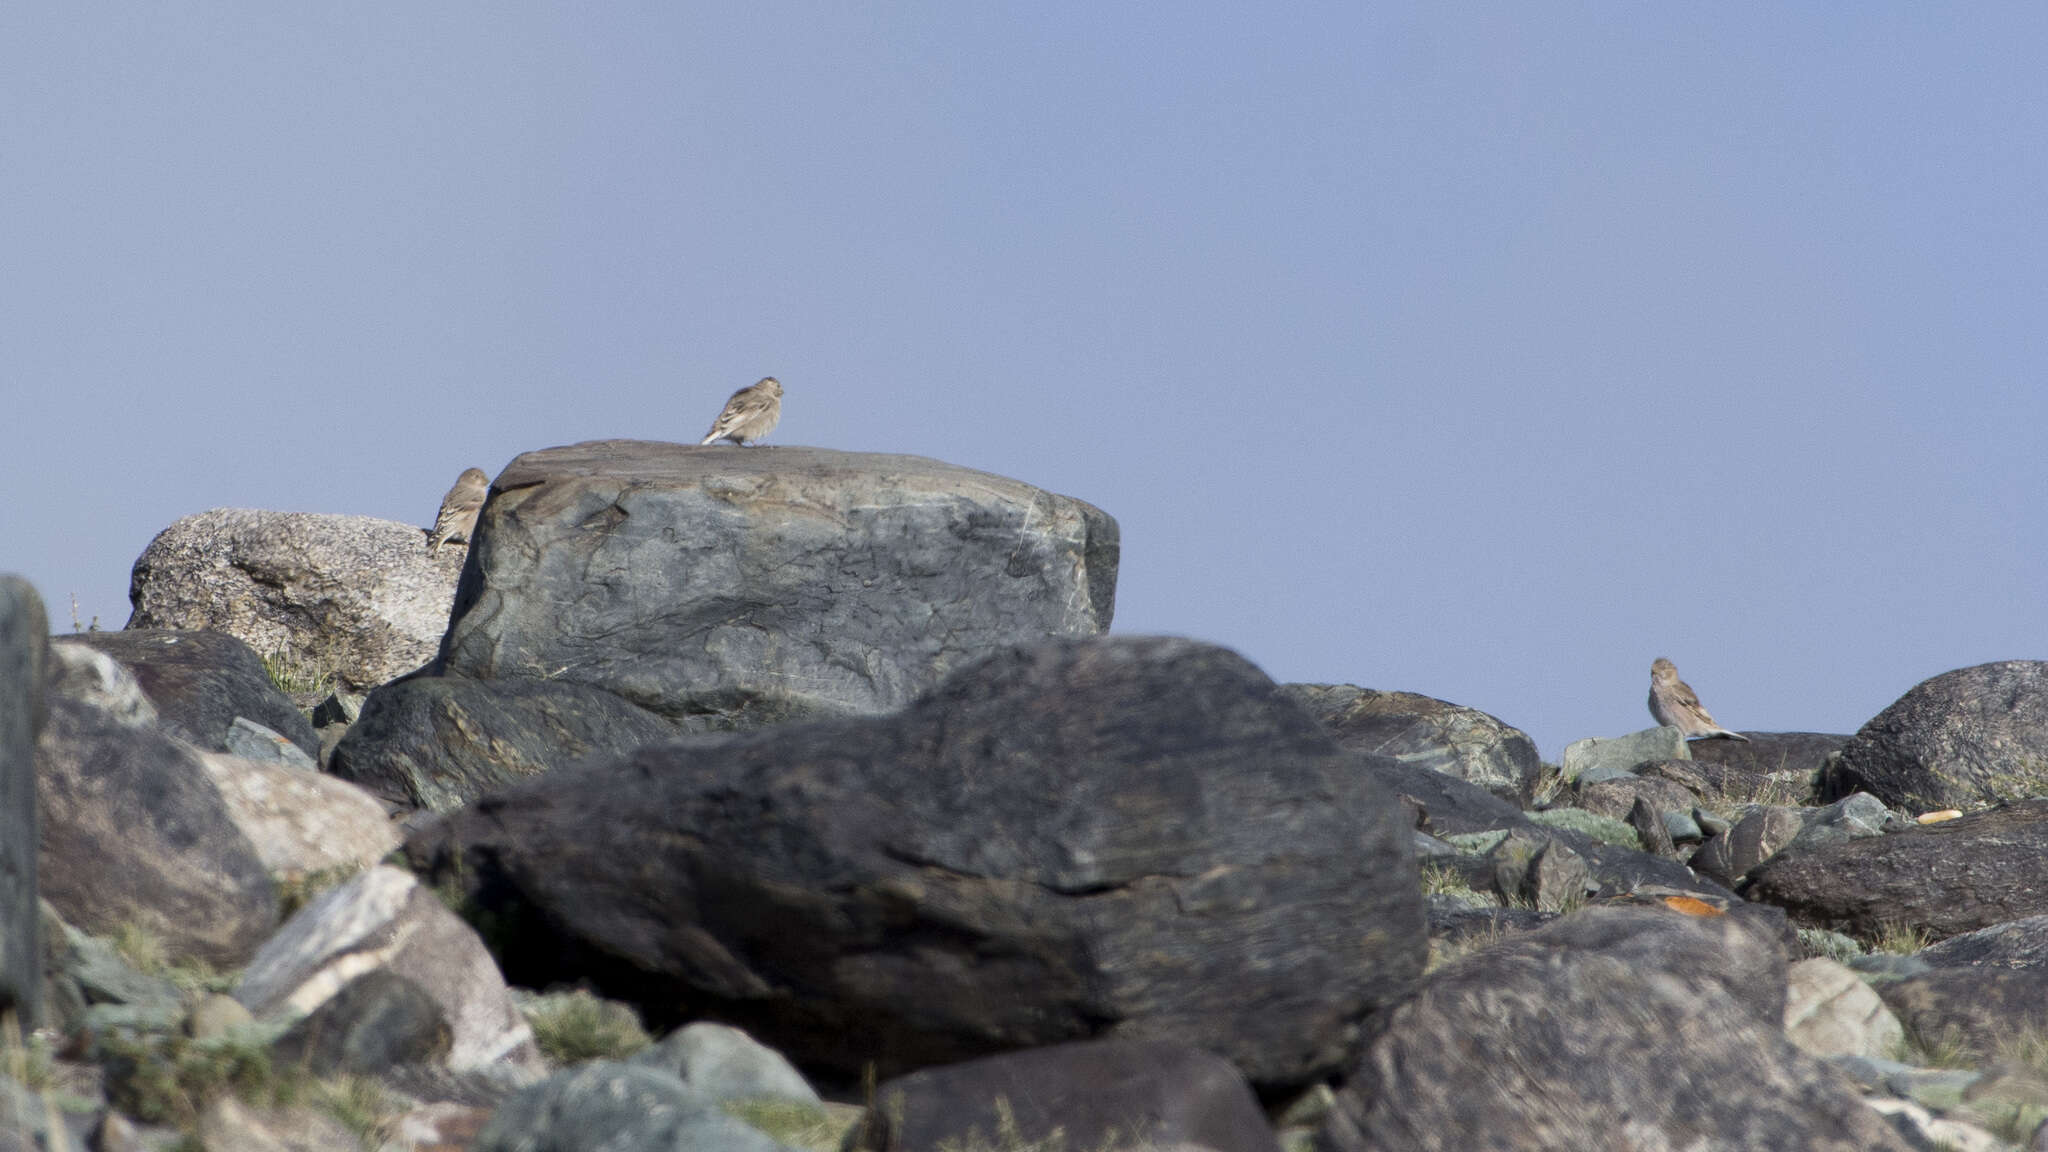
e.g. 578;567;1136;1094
1660;895;1726;917
1915;810;1963;824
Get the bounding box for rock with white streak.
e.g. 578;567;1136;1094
234;866;539;1072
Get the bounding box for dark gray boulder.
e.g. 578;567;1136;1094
411;637;1425;1091
1277;684;1541;805
1745;798;2048;941
437;442;1118;731
1688;731;1850;780
329;676;680;812
1819;661;2048;811
1317;904;1912;1152
476;1062;795;1152
1919;915;2048;969
57;630;317;761
36;697;277;967
270;970;453;1075
1689;805;1805;889
1875;967;2048;1060
858;1039;1279;1152
0;577;46;1028
1351;752;1529;836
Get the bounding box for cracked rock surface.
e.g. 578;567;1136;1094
408;635;1426;1093
436;441;1119;731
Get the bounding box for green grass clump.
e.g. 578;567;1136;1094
1863;920;1932;956
521;989;652;1066
1795;927;1864;964
108;922;235;999
261;649;335;698
275;863;365;921
101;1030;298;1131
721;1098;863;1152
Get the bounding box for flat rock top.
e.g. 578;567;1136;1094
497;441;1078;504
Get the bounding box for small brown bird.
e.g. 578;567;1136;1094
699;377;783;446
1648;657;1750;741
428;467;489;554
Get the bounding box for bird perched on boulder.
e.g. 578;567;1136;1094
428;467;489;554
1648;657;1750;741
699;377;783;446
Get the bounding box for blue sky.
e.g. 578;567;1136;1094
6;5;2043;758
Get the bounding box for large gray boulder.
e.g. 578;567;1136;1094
329;675;680;812
411;636;1424;1092
56;630;318;761
0;577;47;1027
1317;905;1912;1152
125;508;465;694
437;442;1118;731
860;1039;1279;1152
1819;660;2048;811
1277;684;1541;805
478;1062;796;1152
36;698;277;967
1745;798;2048;941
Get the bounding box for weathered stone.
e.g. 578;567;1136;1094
1277;684;1541;804
629;1022;818;1104
1560;726;1687;783
411;637;1424;1091
235;866;537;1072
0;578;46;1028
1783;791;1898;854
187;992;255;1039
197;752;399;880
1350;753;1530;837
271;970;452;1075
41;907;183;1034
476;1062;793;1152
126;508;465;695
1689;805;1805;888
1746;799;2048;942
1820;661;2048;811
1784;957;1904;1061
1688;731;1850;780
1574;774;1701;821
859;1039;1279;1152
45;643;155;729
1627;796;1677;858
1318;905;1910;1152
56;630;317;761
1877;967;2048;1060
1487;830;1591;912
198;1095;364;1152
224;717;317;771
36;697;276;967
328;675;679;813
438;442;1118;731
1919;914;2048;969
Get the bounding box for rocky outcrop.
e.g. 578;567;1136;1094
1819;661;2048;811
1689;731;1850;780
411;636;1424;1091
36;696;276;967
859;1039;1279;1152
1918;914;2048;969
1745;798;2048;941
437;442;1118;731
234;866;539;1073
125;509;466;694
0;576;47;1026
1877;967;2048;1061
328;675;680;813
57;630;318;761
1317;904;1913;1152
1277;684;1542;804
